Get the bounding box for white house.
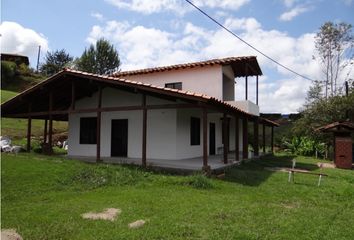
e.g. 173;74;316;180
1;56;278;171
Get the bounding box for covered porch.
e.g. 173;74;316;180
1;68;278;173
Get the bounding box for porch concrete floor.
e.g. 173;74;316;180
69;152;244;172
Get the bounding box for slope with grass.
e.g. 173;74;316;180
1;153;353;240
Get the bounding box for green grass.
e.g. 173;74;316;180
2;153;353;239
1;89;18;103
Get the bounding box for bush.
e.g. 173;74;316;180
185;174;214;190
61;164;151;190
1;61;17;86
282;136;326;157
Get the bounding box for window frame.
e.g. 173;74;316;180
165;82;182;90
79;117;97;144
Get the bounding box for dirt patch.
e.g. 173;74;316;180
264;167;309;173
128;220;146;229
317;162;335;169
81;208;121;221
1;229;23;240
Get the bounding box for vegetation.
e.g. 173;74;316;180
1;89;17;103
1;61;45;91
314;22;354;98
40;49;73;76
282;136;326;157
76;38;121;75
1;153;353;239
280;22;354;157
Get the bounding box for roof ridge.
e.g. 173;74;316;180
111;55;259;77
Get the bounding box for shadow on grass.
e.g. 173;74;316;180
223;154;320;187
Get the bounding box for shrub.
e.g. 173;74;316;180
61;164;151;190
185;174;214;190
282;136;326;157
1;61;17;86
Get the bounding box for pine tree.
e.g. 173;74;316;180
77;38;121;75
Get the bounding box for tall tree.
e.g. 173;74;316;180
77;38;121;75
40;49;73;76
314;22;354;98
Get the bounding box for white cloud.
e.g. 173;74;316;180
105;0;185;14
105;0;250;14
0;21;49;66
91;12;105;21
279;5;310;21
86;17;323;113
193;0;250;10
280;0;298;8
224;17;261;31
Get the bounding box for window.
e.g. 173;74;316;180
190;117;200;145
80;117;97;144
165;82;182;90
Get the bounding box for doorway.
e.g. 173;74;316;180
111;119;128;157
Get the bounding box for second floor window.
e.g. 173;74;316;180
165;82;182;90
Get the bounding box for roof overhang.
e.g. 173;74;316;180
112;56;262;78
1;69;273;122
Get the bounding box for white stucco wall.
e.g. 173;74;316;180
68;87;178;159
68;87;246;160
121;65;224;100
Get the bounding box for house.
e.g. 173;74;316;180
1;53;30;66
1;56;278;171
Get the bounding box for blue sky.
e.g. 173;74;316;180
1;0;354;113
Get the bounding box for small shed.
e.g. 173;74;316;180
317;121;354;169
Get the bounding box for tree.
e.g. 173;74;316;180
77;38;121;75
305;80;323;105
293;92;354;141
40;49;73;76
314;22;354;98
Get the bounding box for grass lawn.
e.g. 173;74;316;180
1;153;354;240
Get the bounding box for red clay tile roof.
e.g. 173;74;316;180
111;56;262;78
1;68;277;126
316;121;354;132
64;69;255;117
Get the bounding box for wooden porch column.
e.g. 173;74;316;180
222;113;228;164
48;92;53;154
256;75;259;105
254;119;259;157
26;103;32;152
235;115;239;162
71;81;76;111
245;76;248;100
202;107;208;168
271;126;274;153
43;119;48;144
245;64;248;100
262;123;266;154
96;86;102;162
142;94;147;167
242;118;248;159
